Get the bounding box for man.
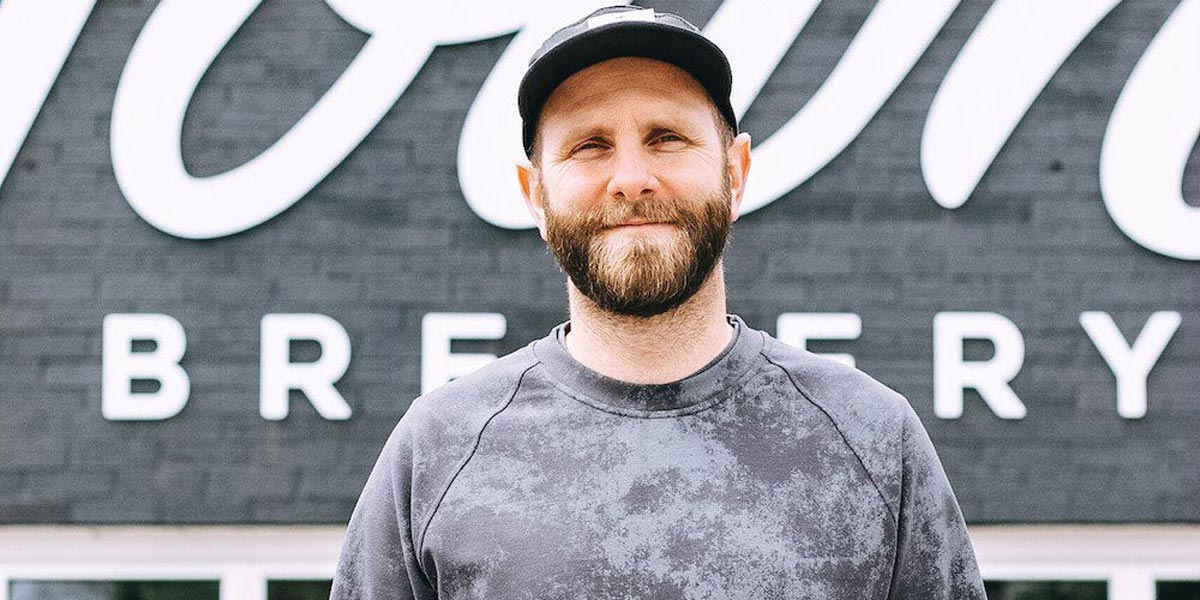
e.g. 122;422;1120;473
331;6;985;599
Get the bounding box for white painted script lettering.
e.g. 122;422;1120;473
0;0;1195;257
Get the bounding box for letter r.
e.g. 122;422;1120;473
933;311;1027;419
260;313;353;421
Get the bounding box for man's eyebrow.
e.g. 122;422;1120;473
651;114;708;132
644;121;691;135
555;125;612;145
560;118;699;142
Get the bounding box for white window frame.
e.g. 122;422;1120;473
972;524;1200;599
0;526;341;600
1;524;1198;600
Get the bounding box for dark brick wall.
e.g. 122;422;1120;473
0;0;1195;524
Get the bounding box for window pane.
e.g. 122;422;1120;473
9;580;219;600
1158;581;1200;600
984;580;1107;600
267;580;333;600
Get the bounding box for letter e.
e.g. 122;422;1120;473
776;313;862;367
421;313;505;394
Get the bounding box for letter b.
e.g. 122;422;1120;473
101;313;190;420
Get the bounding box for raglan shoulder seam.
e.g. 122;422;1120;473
413;350;542;574
759;348;900;525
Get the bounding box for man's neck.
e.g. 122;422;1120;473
563;268;735;384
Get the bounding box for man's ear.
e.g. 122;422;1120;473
726;132;752;222
516;160;549;241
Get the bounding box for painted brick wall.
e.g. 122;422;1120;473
0;0;1196;524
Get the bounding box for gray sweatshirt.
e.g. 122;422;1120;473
331;314;985;599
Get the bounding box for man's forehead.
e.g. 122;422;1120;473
539;57;716;130
549;57;709;105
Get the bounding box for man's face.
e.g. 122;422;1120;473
527;57;741;317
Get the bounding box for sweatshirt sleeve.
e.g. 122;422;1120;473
887;403;986;600
331;418;434;600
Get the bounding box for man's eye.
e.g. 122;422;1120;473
573;141;607;155
655;133;685;145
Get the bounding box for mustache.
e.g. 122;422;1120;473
579;200;688;229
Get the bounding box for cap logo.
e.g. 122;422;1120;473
586;8;656;30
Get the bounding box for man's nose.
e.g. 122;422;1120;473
605;146;658;201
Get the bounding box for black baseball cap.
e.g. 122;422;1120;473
517;5;737;157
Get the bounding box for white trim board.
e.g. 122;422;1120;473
0;524;1198;600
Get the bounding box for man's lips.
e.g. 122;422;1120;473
604;221;674;230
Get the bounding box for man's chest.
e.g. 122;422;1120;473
418;410;897;599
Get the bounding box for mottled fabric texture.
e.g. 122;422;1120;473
331;314;985;599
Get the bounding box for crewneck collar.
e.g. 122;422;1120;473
532;313;764;416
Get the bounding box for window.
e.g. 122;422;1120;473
1156;581;1200;600
984;580;1107;600
9;580;219;600
265;580;331;600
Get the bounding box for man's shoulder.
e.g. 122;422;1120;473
379;341;542;488
755;331;918;520
756;331;911;422
402;341;542;428
367;341;543;551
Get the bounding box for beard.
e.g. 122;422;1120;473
542;179;732;318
